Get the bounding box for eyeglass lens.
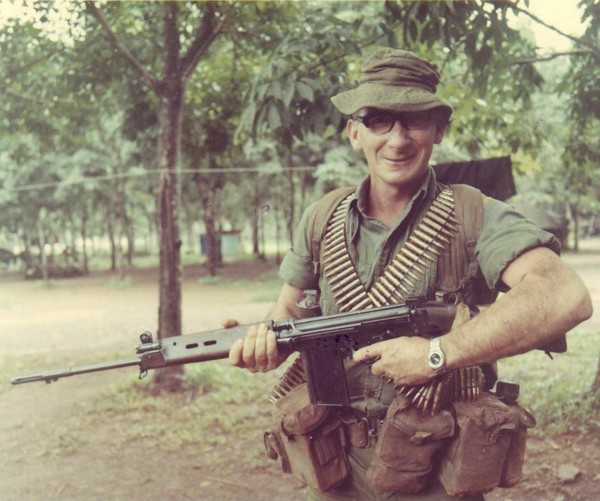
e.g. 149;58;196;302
359;112;435;134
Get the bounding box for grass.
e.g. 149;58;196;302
3;350;288;467
107;276;133;288
35;278;58;289
497;329;600;433
74;361;288;470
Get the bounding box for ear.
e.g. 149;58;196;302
346;119;363;151
433;122;447;145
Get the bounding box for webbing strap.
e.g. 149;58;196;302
308;187;355;276
320;187;457;312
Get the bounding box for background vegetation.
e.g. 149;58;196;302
1;1;598;271
1;0;598;390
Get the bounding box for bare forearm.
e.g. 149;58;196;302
443;249;593;369
265;283;304;322
264;302;297;323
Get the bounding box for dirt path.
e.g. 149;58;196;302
1;251;598;501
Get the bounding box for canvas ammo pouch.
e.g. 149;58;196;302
366;393;455;494
437;391;536;496
263;383;350;492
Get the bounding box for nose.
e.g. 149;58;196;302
386;119;410;146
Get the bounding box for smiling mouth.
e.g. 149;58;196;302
384;154;415;164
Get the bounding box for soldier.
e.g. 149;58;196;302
229;48;592;501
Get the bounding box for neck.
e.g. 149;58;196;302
367;183;417;229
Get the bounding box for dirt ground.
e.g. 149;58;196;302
1;249;599;501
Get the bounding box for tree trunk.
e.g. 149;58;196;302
275;201;282;265
115;186;127;280
592;353;600;395
151;4;185;392
87;0;227;393
37;208;49;281
260;206;267;261
124;203;134;266
287;166;296;244
107;211;116;271
571;202;580;252
252;190;261;257
81;203;89;275
202;186;219;276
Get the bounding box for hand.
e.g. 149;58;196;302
228;323;289;373
352;336;433;386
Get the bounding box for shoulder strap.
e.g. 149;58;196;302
308;187;355;276
451;184;485;283
437;183;496;305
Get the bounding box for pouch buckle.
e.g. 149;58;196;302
344;416;383;449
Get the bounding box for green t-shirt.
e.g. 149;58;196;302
280;168;560;295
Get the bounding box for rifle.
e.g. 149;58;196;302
11;298;456;406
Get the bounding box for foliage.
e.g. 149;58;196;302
0;0;598;270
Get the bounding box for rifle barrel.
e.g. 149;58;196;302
10;357;141;385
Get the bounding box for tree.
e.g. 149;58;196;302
85;1;234;391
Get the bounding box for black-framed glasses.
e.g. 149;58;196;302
353;111;437;135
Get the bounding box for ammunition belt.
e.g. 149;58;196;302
270;187;486;415
269;356;305;403
322;187;457;311
397;365;486;416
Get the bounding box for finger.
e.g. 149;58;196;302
242;325;259;371
228;338;244;367
222;318;239;329
254;323;270;371
266;329;280;370
353;345;381;364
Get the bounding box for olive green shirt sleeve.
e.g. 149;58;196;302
476;196;561;292
278;201;320;290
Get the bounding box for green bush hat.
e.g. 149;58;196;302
331;47;453;118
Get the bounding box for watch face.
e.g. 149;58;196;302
428;338;445;371
429;353;443;367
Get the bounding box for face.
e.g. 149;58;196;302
347;109;446;194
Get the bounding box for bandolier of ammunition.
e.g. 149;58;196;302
269;356;307;403
397;364;485;416
270;187;486;415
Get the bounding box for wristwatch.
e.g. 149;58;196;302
427;337;447;373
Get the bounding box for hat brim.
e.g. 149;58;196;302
331;83;452;116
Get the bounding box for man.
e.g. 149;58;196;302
229;48;592;500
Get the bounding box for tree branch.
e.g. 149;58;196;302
85;1;161;94
180;2;233;82
2;84;89;110
511;50;596;65
500;1;600;57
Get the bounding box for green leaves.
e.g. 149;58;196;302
295;80;314;103
1;0;598;262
